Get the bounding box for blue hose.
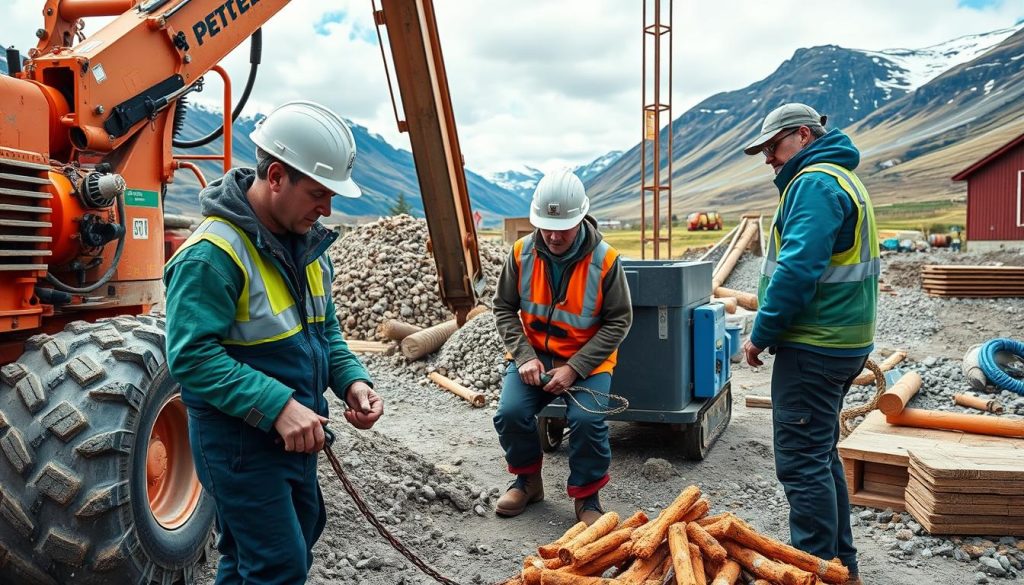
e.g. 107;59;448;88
979;338;1024;395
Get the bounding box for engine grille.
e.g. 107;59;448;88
0;157;53;273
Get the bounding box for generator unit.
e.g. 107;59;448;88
539;260;733;460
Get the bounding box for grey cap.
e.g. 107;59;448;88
743;103;827;156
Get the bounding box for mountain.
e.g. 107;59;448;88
586;24;1024;218
489;150;624;203
490;166;545;201
166;103;528;226
575;150;624;182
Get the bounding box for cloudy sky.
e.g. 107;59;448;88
2;0;1021;176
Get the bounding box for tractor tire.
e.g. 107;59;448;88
0;316;216;585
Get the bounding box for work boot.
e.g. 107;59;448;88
843;576;863;585
495;473;543;517
574;492;604;526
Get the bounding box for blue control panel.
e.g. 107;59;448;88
693;304;729;398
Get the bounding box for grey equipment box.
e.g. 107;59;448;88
538;260;733;459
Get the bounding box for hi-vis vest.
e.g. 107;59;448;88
513;233;619;375
759;163;880;349
173;217;332;346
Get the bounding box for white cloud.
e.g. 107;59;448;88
1;0;1020;175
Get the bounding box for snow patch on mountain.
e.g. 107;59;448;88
863;24;1023;92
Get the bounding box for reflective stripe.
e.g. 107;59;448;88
761;163;879;282
582;241;611;318
762;257;880;283
178;217;329;345
807;163;875;264
516;234;609;326
521;300;601;329
305;256;331;323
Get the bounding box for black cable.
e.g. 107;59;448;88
172;29;262;149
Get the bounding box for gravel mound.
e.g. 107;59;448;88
329;215;507;341
433;312;506;400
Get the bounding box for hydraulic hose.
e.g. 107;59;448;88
172;29;262;149
979;337;1024;395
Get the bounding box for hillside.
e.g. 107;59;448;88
586;25;1024;218
166;103;528;225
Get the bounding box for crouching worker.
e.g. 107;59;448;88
164;101;383;584
492;169;632;525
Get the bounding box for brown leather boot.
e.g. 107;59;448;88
495;473;543;517
843;576;863;585
574;493;604;526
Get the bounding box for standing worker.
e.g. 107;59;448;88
492;169;633;525
164;101;384;583
741;103;878;585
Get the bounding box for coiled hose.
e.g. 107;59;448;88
979;338;1024;395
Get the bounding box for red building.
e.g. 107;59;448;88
952;132;1024;251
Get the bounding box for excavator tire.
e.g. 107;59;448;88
0;316;215;584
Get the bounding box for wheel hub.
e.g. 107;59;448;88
147;437;168;486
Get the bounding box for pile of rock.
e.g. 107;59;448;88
328;215;507;341
432;312;507;400
851;507;1023;582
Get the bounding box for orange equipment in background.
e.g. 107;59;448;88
687;211;724;231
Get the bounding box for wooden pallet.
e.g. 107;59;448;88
837;411;1024;512
921;265;1024;298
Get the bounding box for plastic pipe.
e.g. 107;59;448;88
877;371;922;415
886;407;1024;438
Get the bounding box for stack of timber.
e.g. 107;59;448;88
838;411;1024;513
500;485;853;584
921;265;1024;298
904;446;1024;536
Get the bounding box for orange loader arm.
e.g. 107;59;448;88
0;0;481;356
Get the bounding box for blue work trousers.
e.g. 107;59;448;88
188;407;326;585
771;346;867;576
493;356;612;497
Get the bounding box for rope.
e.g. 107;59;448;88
839;359;884;438
560;385;630;416
322;427;514;585
979;338;1024;395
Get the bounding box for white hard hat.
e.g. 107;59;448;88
529;169;589;230
249;100;362;198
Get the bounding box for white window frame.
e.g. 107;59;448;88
1019;170;1024;227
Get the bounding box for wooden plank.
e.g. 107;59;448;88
906;492;1024;527
906;479;1024;515
927;292;1024;298
864;470;909;487
839;411;1024;468
838;411;1024;511
864;461;909;480
921;265;1024;272
910;447;1024;481
850;489;905;511
923;289;1024;294
906;505;1024;535
905;478;1024;505
842;457;907;511
863;479;906;497
921;276;1024;282
344;340;392;354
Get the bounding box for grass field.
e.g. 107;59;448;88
480;199;967;259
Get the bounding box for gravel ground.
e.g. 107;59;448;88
196;243;1024;585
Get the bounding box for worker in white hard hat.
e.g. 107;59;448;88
492;169;633;525
164;101;383;583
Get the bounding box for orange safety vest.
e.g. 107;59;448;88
513;233;620;376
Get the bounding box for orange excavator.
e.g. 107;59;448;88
0;1;482;583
